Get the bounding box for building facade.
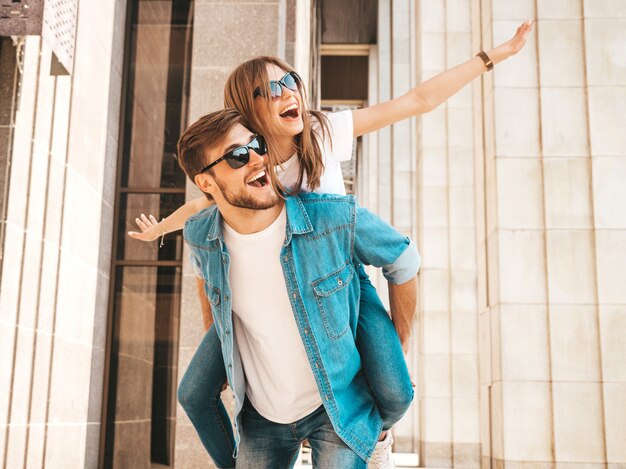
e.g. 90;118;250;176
0;0;625;468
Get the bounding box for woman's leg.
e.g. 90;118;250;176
356;265;414;430
177;326;236;468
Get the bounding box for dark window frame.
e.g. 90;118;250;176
99;0;193;466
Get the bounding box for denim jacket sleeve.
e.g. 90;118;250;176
353;205;421;285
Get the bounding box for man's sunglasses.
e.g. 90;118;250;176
253;72;301;99
199;135;267;173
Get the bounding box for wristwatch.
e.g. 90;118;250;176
476;50;494;71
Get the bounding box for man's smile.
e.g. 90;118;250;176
245;169;269;188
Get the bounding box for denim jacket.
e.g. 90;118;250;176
184;193;420;461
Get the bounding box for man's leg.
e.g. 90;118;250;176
178;326;236;469
236;399;302;469
305;407;366;469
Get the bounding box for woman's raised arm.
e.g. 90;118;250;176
352;19;533;137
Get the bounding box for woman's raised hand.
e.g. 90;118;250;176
128;214;163;242
504;19;534;56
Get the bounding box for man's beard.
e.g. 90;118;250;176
213;175;279;210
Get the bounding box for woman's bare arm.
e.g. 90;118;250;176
128;196;214;242
352;20;533;137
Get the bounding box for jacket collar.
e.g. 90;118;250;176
205;206;223;242
284;196;313;244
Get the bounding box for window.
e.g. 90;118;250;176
320;45;369;195
101;1;193;467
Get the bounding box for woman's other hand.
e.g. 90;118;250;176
128;214;163;242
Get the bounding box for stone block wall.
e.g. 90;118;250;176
478;1;626;468
0;0;126;467
362;0;625;467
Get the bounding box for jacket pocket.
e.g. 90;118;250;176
311;261;354;339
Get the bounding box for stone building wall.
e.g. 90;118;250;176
478;1;626;468
362;0;626;467
0;0;126;467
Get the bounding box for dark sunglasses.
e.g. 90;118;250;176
253;71;301;99
199;135;267;173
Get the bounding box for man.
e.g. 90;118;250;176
178;108;420;468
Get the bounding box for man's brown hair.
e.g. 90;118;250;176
177;108;247;182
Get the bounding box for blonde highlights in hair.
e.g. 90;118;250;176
223;56;331;196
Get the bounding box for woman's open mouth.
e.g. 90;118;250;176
246;170;269;188
279;103;300;120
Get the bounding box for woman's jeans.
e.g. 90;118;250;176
177;326;235;468
177;266;413;468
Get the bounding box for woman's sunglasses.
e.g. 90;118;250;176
253;72;301;99
199;135;267;173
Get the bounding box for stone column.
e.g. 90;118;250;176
583;2;626;464
360;0;482;463
478;1;626;467
390;0;421;454
416;0;482;465
0;0;126;467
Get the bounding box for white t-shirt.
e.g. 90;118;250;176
223;207;322;423
276;110;354;195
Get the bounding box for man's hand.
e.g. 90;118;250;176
128;213;163;242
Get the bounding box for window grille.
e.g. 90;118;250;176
0;0;77;74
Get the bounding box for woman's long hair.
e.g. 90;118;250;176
223;56;332;196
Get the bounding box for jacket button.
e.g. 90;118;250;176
338;279;343;286
225;330;230;335
225;294;229;301
228;364;232;368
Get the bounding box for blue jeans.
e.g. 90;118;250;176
178;267;412;466
177;326;236;469
237;398;365;469
356;266;414;430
